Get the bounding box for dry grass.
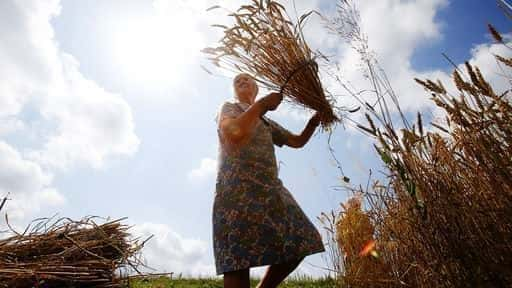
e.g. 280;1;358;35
202;0;339;127
318;1;512;287
348;58;512;286
0;215;149;287
336;197;391;288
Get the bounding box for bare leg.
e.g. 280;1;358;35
256;257;304;288
224;268;250;288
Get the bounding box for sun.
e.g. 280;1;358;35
111;9;203;87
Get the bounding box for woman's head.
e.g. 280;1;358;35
233;73;258;104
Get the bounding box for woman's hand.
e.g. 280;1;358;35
258;92;283;113
220;96;280;149
309;112;322;128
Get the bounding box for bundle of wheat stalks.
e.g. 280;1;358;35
203;0;338;127
0;216;147;287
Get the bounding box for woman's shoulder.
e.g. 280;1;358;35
215;101;241;123
217;100;237;111
219;101;243;113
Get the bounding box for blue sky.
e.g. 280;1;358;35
1;0;510;278
412;0;510;69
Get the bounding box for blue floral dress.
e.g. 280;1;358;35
212;101;325;275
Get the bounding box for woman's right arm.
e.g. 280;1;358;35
220;93;282;146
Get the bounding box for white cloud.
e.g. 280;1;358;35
0;117;24;136
0;0;139;171
27;53;139;170
326;0;448;114
0;141;64;223
0;0;139;220
361;0;447;66
188;157;217;181
318;0;512;137
467;41;512;95
424;40;512;130
131;222;215;277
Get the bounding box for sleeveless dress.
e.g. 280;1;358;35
212;101;325;275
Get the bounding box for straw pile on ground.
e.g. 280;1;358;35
203;0;339;127
0;216;147;287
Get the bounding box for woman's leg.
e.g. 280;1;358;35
256;257;304;288
224;268;250;288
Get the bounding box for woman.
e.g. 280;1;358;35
213;73;325;288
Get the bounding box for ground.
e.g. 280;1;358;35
127;275;337;288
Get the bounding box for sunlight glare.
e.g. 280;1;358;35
111;10;203;87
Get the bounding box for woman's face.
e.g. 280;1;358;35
234;73;258;104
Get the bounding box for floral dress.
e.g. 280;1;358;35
212;101;325;275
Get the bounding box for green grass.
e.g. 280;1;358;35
128;275;338;288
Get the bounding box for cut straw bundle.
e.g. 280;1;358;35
0;216;148;287
203;0;339;127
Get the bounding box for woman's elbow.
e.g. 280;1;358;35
287;135;306;148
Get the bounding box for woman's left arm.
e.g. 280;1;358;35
286;112;321;148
